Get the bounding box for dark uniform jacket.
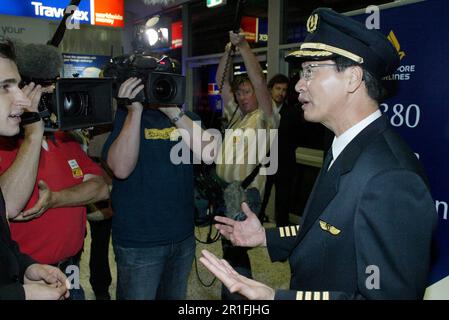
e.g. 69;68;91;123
277;102;302;176
266;115;437;300
0;189;36;300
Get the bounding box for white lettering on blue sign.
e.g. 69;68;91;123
436;200;448;220
31;2;89;21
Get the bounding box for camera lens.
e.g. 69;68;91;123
63;92;87;116
152;77;176;102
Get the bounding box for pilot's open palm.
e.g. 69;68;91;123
199;249;275;300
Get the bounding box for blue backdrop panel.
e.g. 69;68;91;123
353;0;448;285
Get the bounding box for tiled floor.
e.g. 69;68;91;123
79;189;291;300
79;222;290;300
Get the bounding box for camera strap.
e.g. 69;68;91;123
240;151;270;190
20;112;42;126
115;97;140;106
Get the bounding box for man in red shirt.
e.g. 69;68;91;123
0;129;109;298
0;130;109;299
0;39;69;300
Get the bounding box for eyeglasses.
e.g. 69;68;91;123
299;64;336;82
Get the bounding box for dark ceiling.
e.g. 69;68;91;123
125;0;189;21
124;0;394;56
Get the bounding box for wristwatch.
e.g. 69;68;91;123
170;110;185;124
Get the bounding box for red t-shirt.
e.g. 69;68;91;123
0;132;102;264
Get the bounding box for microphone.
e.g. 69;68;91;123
223;182;261;221
13;41;63;81
223;182;247;221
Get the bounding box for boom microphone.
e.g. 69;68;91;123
232;0;247;33
47;0;81;48
14;41;63;81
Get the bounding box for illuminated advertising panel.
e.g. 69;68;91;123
0;0;91;23
171;21;182;49
0;0;124;28
91;0;124;28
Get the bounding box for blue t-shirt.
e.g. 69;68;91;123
102;107;196;247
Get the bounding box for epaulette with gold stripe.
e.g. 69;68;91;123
296;291;330;300
279;225;300;238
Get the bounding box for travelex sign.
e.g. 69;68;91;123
0;0;124;28
32;2;89;21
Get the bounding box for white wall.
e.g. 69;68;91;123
0;13;123;57
0;14;51;44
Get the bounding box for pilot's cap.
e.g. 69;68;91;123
286;8;399;78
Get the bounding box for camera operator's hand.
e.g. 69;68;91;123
118;77;145;112
20;82;44;135
11;180;53;221
21;82;43;113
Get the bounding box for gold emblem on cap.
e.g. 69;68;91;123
307;14;318;33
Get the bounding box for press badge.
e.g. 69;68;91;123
68;159;84;179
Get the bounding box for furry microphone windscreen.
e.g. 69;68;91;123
223;181;247;221
14;41;63;80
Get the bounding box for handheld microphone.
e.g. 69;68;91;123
223;182;247;221
223;181;262;221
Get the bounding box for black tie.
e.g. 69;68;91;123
322;148;334;172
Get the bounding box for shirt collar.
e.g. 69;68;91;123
330;110;382;167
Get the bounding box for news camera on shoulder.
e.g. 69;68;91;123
15;43;185;131
102;53;185;106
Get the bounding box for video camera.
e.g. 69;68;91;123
37;79;112;131
15;41;113;131
102;53;185;106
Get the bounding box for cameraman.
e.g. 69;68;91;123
0;40;69;300
103;78;198;300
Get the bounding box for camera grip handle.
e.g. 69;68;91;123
21;112;42;126
115;97;140;106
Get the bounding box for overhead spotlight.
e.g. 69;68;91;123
145;28;159;46
134;15;172;51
